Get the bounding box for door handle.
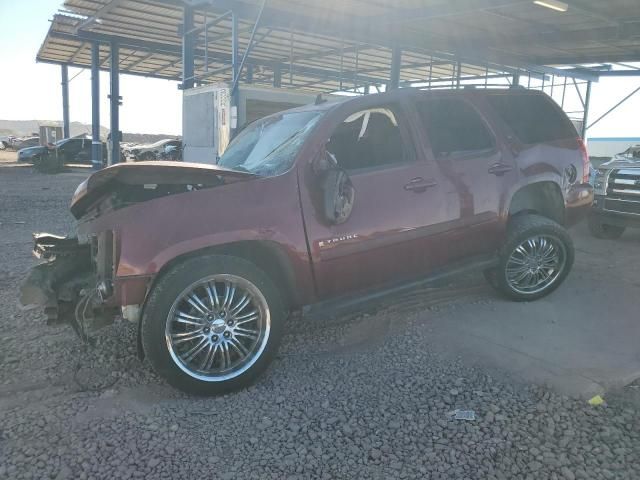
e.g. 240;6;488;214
404;177;438;193
488;163;513;176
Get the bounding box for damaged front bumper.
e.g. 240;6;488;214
20;233;118;341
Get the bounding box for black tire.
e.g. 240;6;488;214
486;214;574;302
588;214;625;239
141;254;285;395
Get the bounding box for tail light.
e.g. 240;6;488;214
578;138;589;183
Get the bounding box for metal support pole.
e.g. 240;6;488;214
512;72;520;87
91;42;102;169
581;80;591;139
61;65;70;138
273;65;282;87
204;12;209;73
231;0;267;93
231;11;239;84
388;47;401;90
181;5;195;90
109;41;120;165
456;60;462;89
289;29;294;85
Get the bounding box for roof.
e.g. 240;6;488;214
37;0;640;92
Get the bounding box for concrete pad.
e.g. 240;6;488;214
416;221;640;399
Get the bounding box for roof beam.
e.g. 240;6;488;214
74;0;128;33
526;65;600;82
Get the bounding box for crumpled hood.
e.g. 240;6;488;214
601;155;640;170
70;161;258;218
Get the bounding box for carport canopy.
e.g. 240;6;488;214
38;0;640;91
35;0;640;166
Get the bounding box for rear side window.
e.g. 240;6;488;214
417;99;495;157
487;93;576;144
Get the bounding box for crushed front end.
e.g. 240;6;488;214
20;232;120;342
19;161;258;343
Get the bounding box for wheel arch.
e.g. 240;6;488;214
145;240;299;312
507;181;565;226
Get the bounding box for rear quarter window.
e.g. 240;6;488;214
487;93;577;144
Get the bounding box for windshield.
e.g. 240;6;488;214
218;110;321;176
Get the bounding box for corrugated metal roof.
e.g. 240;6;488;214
36;0;640;92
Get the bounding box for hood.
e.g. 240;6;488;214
70;161;258;218
601;155;640;170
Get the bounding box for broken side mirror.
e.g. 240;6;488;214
321;168;355;225
314;151;355;225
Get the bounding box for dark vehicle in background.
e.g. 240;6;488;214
54;137;93;164
18;136;107;167
17;144;48;163
22;89;593;395
590;145;640;238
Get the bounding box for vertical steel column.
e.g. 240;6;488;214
388;47;401;90
61;65;70;139
581;80;592;139
512;72;520;87
91;42;102;169
109;41;120;165
273;65;281;87
231;11;239;84
182;5;195;89
231;11;239;109
456;60;462;89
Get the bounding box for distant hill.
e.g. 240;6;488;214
0;120;179;144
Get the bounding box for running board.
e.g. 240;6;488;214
303;255;497;321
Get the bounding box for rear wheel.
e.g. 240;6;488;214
588;214;625;239
485;214;574;301
142;254;285;395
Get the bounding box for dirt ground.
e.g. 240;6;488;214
1;154;638;479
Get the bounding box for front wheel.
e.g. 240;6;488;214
486;214;574;301
141;255;285;395
588;214;625;239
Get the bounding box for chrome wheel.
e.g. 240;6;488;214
165;274;270;382
505;235;567;295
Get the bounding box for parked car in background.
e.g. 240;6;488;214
18;136;105;167
159;142;183;161
130;139;181;161
590;145;640;238
16;136;41;150
17;144;48;163
0;135;18;150
22;89;593;395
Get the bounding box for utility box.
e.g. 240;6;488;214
39;125;63;146
182;84;336;164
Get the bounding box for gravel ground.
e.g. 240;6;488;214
1;162;639;479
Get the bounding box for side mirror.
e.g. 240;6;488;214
321;168;355;225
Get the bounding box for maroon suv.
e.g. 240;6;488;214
22;89;593;394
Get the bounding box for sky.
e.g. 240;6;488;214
0;0;639;139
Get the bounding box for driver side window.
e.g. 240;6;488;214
326;106;410;172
